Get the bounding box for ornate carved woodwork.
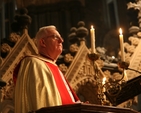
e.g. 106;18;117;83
1;1;141;111
34;103;140;113
0;29;38;113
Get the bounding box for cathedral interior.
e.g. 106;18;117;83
1;0;141;113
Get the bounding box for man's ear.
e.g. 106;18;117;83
40;38;46;47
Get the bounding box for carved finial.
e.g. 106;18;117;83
68;27;78;44
11;8;32;34
76;21;88;41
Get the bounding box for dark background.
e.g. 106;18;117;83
0;0;139;57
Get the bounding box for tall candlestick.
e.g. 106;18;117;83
90;25;95;53
119;28;125;61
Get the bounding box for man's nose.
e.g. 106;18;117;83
58;37;64;43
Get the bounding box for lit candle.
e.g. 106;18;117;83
102;77;106;84
102;77;106;91
123;70;128;81
119;28;125;61
90;25;95;53
102;77;106;101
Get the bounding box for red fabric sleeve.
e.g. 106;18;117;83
13;56;26;85
66;80;80;102
13;61;21;85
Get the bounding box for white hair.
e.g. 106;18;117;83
35;25;56;47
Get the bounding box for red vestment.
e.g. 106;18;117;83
14;55;79;113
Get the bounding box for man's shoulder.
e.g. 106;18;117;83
22;55;43;63
22;55;56;64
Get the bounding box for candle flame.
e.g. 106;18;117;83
119;28;122;35
112;56;115;59
91;25;94;29
102;77;106;85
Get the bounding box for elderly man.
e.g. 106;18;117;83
13;25;80;113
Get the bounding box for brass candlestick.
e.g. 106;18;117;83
118;61;130;69
87;53;99;61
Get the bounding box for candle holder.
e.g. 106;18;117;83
104;79;122;97
88;53;105;104
104;61;129;94
97;80;111;105
103;60;141;106
118;61;141;74
87;53;99;61
102;61;130;105
118;61;130;69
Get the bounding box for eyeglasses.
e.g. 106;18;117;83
47;34;63;41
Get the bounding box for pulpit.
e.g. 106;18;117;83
33;103;139;113
105;75;141;106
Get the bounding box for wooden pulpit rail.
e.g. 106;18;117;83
34;103;139;113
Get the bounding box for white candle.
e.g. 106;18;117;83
102;77;106;101
90;25;95;53
119;28;125;61
123;70;128;81
102;77;106;92
102;77;106;85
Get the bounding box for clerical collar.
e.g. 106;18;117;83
39;54;55;61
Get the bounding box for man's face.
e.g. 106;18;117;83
40;29;64;59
